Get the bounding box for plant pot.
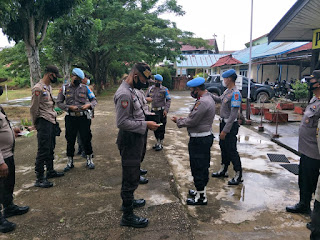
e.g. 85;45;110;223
241;103;254;110
294;106;305;115
250;107;269;115
264;111;288;123
276;103;294;110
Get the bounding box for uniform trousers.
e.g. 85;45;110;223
35;118;56;175
188;134;214;191
219;121;242;172
0;156;15;207
298;154;320;204
152;109;167;140
65;115;92;157
140;130;148;163
117;130;145;206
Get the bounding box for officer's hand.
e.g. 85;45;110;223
171;116;178;123
69;106;79;112
0;163;9;178
13;127;21;138
147;121;160;131
220;131;227;140
145;97;153;103
163;110;167;117
80;104;91;110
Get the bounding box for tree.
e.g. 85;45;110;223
0;0;78;86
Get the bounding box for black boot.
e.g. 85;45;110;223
286;202;311;214
140;169;148;175
46;170;65;179
120;205;148;228
4;204;29;218
212;164;228;178
187;188;207;205
121;199;146;210
188;189;197;197
0;211;15;233
34;173;53;188
64;157;74;172
228;171;243;185
139;176;148;184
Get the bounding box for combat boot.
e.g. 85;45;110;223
188;189;197;197
140;168;147;175
212;164;228;178
64;157;74;172
0;212;15;233
34;173;53;188
139;176;148;184
121;199;146;210
286;202;311;214
86;154;95;169
120;205;148;228
187;188;207;205
4;203;29;218
46;170;65;179
228;171;243;185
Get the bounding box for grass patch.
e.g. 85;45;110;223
0;88;60;103
2;106;31;123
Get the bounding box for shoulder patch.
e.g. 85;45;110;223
121;100;129;108
194;101;201;110
35;90;41;96
231;92;241;107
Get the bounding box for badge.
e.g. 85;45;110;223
121;100;129;108
59;88;62;93
35;90;40;96
194;101;201;110
234;93;239;100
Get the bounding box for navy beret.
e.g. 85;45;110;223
187;77;205;87
154;74;163;81
222;69;236;78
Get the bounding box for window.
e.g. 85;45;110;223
239;69;248;77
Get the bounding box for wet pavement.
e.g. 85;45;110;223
1;91;311;240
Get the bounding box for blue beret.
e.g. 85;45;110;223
72;68;85;80
154;74;163;81
187;77;205;87
222;69;236;78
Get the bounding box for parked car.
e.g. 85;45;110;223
205;74;275;103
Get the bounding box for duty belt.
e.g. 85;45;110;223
67;111;85;117
189;131;213;137
152;106;165;111
220;117;237;123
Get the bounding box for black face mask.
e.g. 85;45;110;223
155;83;161;87
73;79;81;86
0;86;3;96
50;76;58;83
190;90;198;99
308;81;319;91
133;76;149;90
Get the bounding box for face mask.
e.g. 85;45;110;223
50;76;58;83
86;79;90;85
133;76;149;90
155;83;160;87
308;81;318;91
73;79;81;86
222;79;227;87
0;86;3;96
190;90;198;99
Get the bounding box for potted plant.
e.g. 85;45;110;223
264;98;288;123
292;81;309;115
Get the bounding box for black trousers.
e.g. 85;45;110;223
298;155;320;204
35;118;56;174
65;115;92;157
152;109;167;140
188;135;214;191
219;121;242;172
311;200;320;240
140;130;148;163
0;156;15;207
117;130;145;206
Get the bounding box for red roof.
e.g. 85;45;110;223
287;42;312;53
211;54;242;68
181;39;216;51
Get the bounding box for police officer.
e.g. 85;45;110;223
146;74;171;151
114;62;159;228
211;69;243;185
0;79;29;233
30;65;65;188
171;77;215;205
286;70;320;214
310;175;320;240
56;68;97;171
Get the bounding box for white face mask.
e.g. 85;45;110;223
222;79;227;87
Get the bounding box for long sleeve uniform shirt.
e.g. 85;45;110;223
146;85;171;112
0;106;14;164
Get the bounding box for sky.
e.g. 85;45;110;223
0;0;297;50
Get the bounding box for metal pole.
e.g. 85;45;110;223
246;0;253;120
5;84;8;101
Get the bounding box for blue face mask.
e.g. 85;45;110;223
86;79;90;85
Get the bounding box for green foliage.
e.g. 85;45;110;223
292;81;308;101
21;118;32;126
157;67;173;89
195;72;208;79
